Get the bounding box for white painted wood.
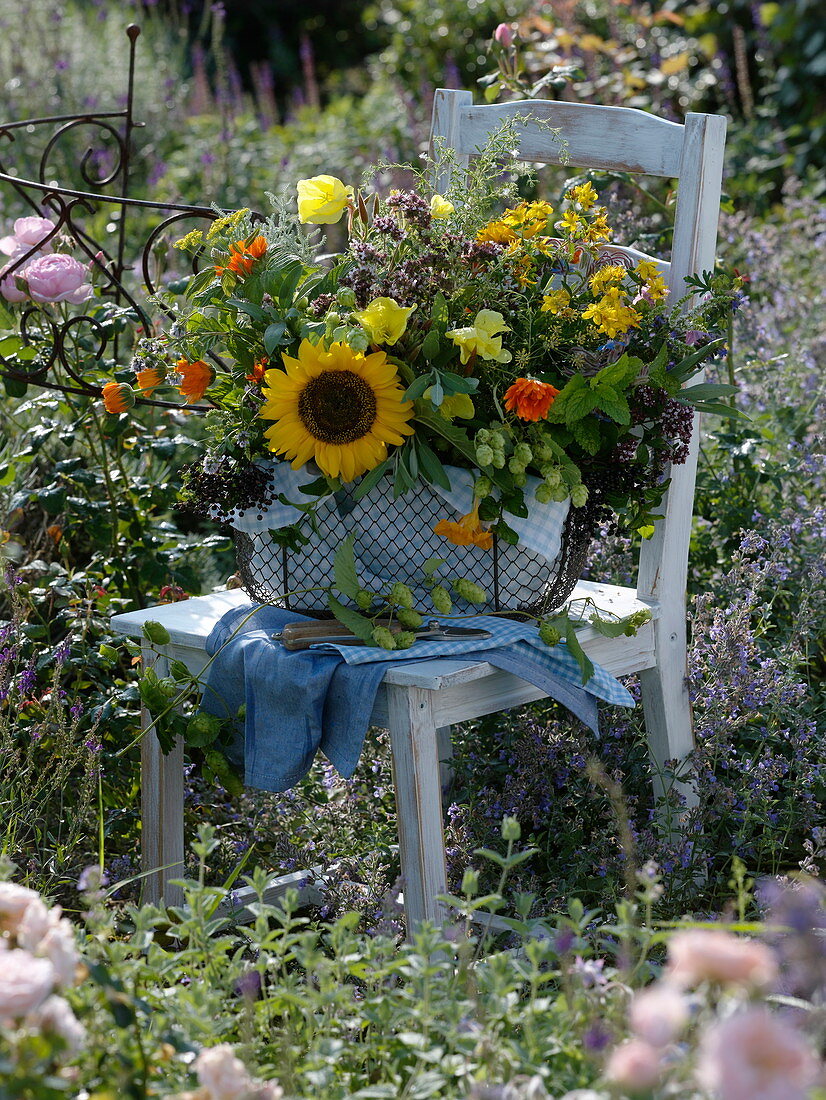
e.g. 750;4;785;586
437;95;685;177
216;868;324;922
139;644;185;908
110;587;248;643
429;88;473;193
385;684;449;935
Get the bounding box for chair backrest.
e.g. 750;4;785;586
428;90;727;620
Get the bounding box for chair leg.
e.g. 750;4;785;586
436;724;453;807
140;645;185;908
386;684;449;938
640;616;697;820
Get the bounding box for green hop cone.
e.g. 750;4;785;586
394;631;417;649
347;328;370;353
508;457;526;475
355;589;374;611
142;620;171;646
514;442;533;465
475;428;491;445
371;626;397;650
541;466;562;488
389;582;414;609
397;608;423;630
534;482;553;504
571;483;589;508
475;444;494;467
451;578;488;605
491;451;506;469
336;286;357;309
513;471;527;487
430;584;452;615
473;476;493;499
539;621;562;646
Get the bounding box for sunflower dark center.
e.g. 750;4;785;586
298;370;377;445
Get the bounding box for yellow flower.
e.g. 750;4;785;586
424;389;475;420
260;339;414;482
352;297;416;346
433;500;493;549
477;218;516;245
568;182;599;209
556;210;583;237
541;288;572;314
296;176;354;225
446;309;512;365
429;194;455;219
581;287;641;337
634;259;660;281
584;212;611;242
644;272;668;302
589;264;628;295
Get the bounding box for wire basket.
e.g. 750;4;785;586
232;474;597;619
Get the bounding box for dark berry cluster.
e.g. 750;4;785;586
177;457;277;522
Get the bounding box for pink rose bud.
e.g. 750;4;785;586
494;23;513;48
23;253;93;305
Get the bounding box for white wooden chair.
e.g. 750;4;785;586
110;92;725;935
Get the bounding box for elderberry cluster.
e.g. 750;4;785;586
177;457;277;523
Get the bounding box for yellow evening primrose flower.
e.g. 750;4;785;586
581;287;641;337
446;309;512;365
296;175;354;224
589;264;628;296
429;194;455;219
556;209;583;237
541;288;572;314
569;182;599;209
352;297;416;346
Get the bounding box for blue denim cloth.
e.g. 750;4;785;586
201;603;632;793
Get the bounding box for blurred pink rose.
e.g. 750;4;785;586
0;216;56;256
604;1038;662;1093
23;253;93;304
0;949;56;1019
629;983;689;1047
196;1044;256;1099
696;1007;820;1100
493;22;513;48
0;882;40;933
29;994;86;1053
666;928;778;989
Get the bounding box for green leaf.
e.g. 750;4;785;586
352;457;392;500
570;417;602;454
416;437;452;490
565;620;594;684
420;330;442;361
593;383;631;425
327;594;374;643
142;620;171;646
563;383;599;426
422;556;445;576
677;382;738;402
2;376;28;398
226;298;267;322
439;371;478;395
430;292;449;330
670;337;726;382
593;352;642;390
494;518;519;545
404;374;432;401
263;322;288;354
333;535;360;599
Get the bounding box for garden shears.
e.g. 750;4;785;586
273;618;493;650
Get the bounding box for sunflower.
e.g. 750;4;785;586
260;339;415;482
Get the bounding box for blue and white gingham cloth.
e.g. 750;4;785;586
312;613;633;709
200;603;633;793
230;462;570;566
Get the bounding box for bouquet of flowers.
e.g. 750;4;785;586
108;127;739;625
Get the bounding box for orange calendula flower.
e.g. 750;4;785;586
433;501;493;550
101;381;134;415
176;358;214;403
503;378;560;421
135;367;164;395
215;235;267;278
246;359;269;384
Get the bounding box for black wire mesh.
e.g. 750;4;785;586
233;476;597;619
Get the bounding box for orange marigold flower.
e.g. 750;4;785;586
433;501;493;550
503;377;560;422
135;367;164;395
215;235;267;278
101;381;134;415
176;358;214;403
245;359;268;384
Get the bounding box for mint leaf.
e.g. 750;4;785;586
593;383;631;425
333;535;360;599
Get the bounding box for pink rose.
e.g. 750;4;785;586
29;994;86;1053
666;928;778;989
22;253;93;304
0;216;56;256
0;949;56;1019
0;882;40;933
0;255;33;302
493;23;513;48
604;1038;662;1093
696;1007;820;1100
629;983;689;1047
